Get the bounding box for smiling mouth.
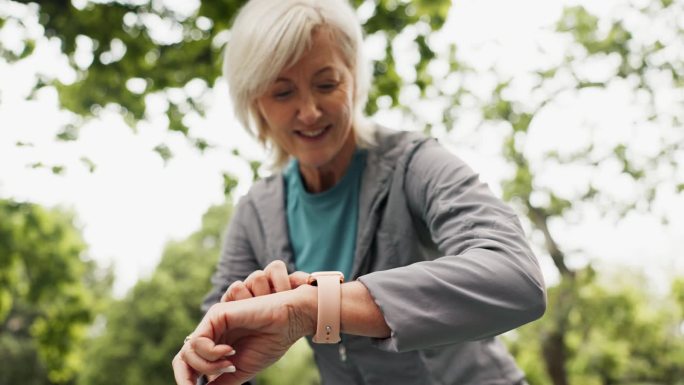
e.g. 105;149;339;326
296;125;331;138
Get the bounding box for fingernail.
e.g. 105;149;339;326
220;365;236;374
225;350;236;357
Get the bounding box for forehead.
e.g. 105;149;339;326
277;28;349;78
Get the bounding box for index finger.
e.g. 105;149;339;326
264;260;291;292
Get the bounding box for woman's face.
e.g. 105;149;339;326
256;29;355;172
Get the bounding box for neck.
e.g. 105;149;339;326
299;132;356;193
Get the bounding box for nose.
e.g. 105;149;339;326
296;91;322;126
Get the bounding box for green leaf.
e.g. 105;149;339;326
153;144;173;163
80;157;96;173
222;172;238;196
56;124;80;142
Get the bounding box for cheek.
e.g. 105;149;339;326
333;90;354;121
259;102;290;129
344;86;355;116
343;97;354;125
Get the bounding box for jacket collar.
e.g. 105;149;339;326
250;174;295;270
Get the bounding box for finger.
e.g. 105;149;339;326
172;353;199;385
204;359;237;377
264;260;291;292
181;353;234;378
180;344;235;375
289;271;311;288
244;270;271;296
222;281;252;302
190;336;235;362
209;367;254;385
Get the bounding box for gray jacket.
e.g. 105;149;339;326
201;126;546;385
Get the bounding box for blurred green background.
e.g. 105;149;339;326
1;0;683;384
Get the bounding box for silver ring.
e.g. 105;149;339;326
184;335;191;344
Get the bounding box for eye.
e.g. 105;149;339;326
317;82;338;92
273;89;293;100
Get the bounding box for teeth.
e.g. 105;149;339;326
299;127;326;137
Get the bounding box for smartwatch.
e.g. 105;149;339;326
307;271;344;343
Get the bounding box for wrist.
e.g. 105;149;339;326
307;271;344;343
292;284;318;338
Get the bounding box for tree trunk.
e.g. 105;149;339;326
527;203;574;385
542;329;569;385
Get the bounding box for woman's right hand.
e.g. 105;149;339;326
220;260;310;302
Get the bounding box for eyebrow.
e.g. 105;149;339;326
274;66;337;82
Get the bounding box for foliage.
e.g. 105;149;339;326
2;0;453;167
75;197;320;385
0;199;111;384
506;269;684;385
480;1;684;384
77;200;232;385
257;338;320;385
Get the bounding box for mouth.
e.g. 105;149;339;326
295;124;331;139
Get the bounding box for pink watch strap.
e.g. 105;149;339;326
309;271;344;343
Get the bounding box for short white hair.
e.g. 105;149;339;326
223;0;375;168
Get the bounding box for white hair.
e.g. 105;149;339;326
223;0;375;168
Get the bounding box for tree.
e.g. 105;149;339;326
477;2;684;384
0;199;110;384
77;195;320;385
506;269;684;385
77;199;232;385
1;0;452;166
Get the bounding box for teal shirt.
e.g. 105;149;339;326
284;150;367;280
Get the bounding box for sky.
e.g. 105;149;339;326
1;0;683;297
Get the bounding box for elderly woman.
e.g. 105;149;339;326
172;0;546;384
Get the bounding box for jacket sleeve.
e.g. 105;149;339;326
200;195;262;313
357;139;547;352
